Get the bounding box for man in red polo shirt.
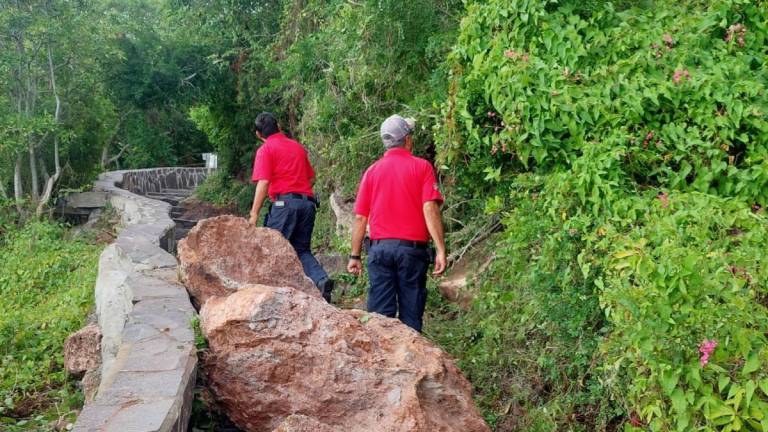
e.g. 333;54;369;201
249;112;333;302
347;114;446;332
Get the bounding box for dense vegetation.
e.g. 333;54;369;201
0;0;219;217
1;0;767;431
179;0;768;430
435;1;768;430
0;207;101;430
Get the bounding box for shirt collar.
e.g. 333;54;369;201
265;132;287;144
384;147;412;157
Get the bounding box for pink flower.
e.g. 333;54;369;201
673;69;690;84
699;339;718;367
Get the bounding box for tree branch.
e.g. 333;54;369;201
36;42;62;218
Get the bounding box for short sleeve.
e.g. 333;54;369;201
354;170;372;217
421;163;444;204
251;146;272;182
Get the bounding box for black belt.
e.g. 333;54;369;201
371;239;428;249
276;193;317;204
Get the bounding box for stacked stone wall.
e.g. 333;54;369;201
72;168;205;432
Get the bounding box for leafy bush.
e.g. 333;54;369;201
437;0;768;430
0;221;99;428
194;170;255;215
593;192;768;431
265;0;462;195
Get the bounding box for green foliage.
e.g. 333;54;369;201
428;174;620;431
266;0;462;195
0;220;99;428
440;0;768;203
594;193;768;431
439;0;768;429
194;170;254;215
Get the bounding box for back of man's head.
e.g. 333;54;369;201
254;112;280;138
380;114;415;149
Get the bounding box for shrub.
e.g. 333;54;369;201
437;0;768;429
0;221;100;427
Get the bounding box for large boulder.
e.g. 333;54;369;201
64;323;102;377
177;215;318;306
200;284;490;432
272;415;335;432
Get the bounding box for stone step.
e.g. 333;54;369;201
160;188;193;196
173;218;198;229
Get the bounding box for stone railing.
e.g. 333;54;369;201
73;168;207;432
119;167;211;195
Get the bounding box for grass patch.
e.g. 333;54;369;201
0;221;101;430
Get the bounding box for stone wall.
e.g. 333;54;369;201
73;169;202;432
119;167;211;195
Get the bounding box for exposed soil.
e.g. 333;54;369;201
177;198;236;221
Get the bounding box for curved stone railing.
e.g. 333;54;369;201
73;168;208;432
119;167;210;196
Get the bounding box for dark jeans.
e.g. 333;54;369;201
264;198;329;287
367;243;429;332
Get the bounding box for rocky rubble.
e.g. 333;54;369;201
179;215;489;432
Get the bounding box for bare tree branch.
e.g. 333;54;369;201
36;42;62;218
101;108;134;169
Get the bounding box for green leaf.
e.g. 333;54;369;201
661;370;680;396
670;388;687;414
719;376;731;393
743;352;761;375
759;379;768;397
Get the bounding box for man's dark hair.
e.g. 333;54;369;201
254;112;280;138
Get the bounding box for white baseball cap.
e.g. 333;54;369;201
380;114;416;148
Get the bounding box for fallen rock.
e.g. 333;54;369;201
272;414;334;432
178;215;318;306
82;369;101;402
329;192;355;237
438;254;495;309
64;324;102;377
316;253;346;275
201;284;489;432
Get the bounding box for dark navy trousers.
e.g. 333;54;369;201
264;198;329;286
367;243;429;332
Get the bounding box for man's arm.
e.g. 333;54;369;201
423;201;446;275
347;214;368;276
249;180;270;225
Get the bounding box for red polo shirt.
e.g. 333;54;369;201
251;132;315;200
354;148;444;242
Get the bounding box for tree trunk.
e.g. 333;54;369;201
14;154;24;207
100;143;109;170
36;43;62;218
29;142;39;200
38;153;50;183
0;177;7;200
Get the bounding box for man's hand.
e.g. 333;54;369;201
347;258;363;276
432;249;446;276
348;214;368;277
423;201;447;276
249;180;270;227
